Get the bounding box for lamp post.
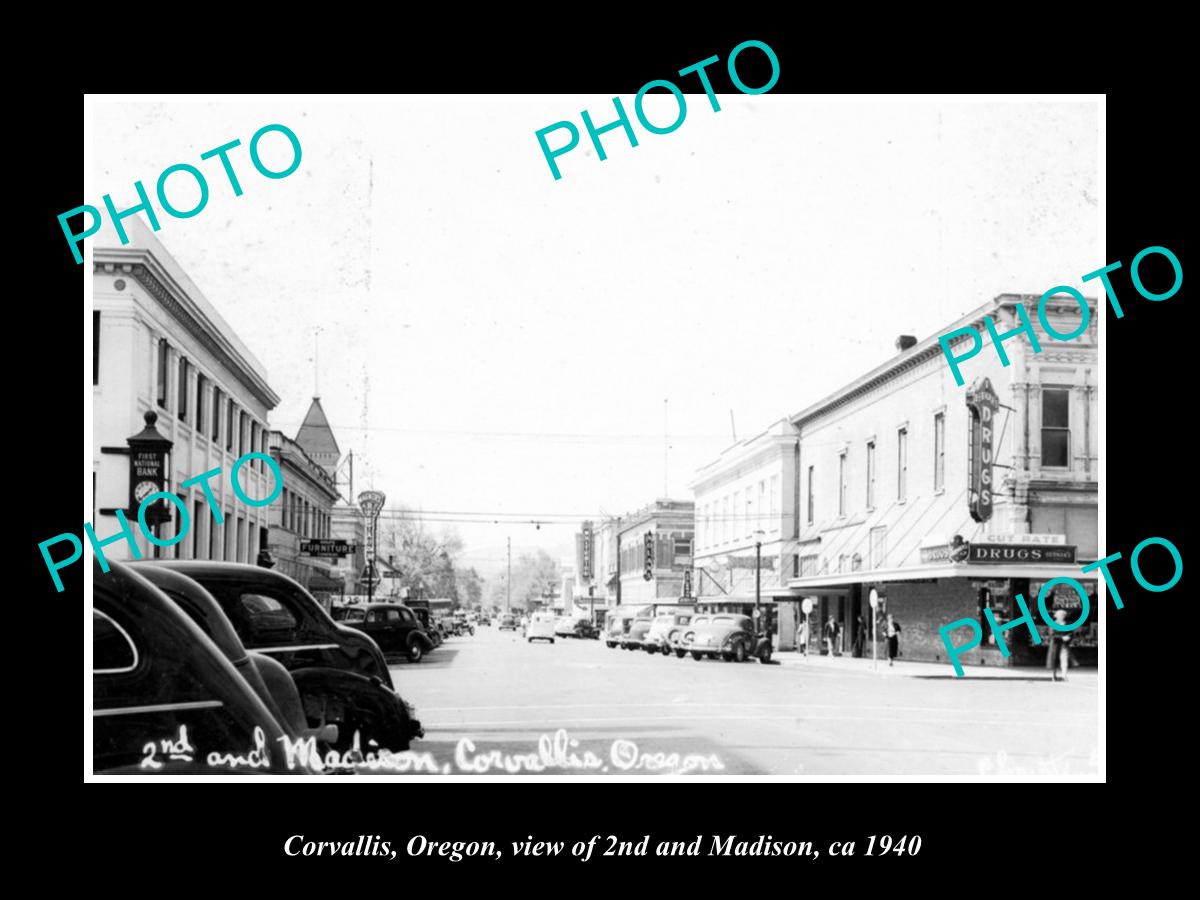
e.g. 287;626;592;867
357;490;386;604
753;530;767;639
869;587;880;671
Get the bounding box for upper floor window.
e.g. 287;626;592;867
1042;388;1070;468
866;441;876;510
838;452;848;517
934;412;946;491
897;428;908;502
93;312;101;385
156;339;169;409
806;466;815;524
177;357;189;422
196;373;208;436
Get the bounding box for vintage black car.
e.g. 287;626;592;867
134;564;336;748
138;561;394;685
137;565;420;756
93;559;298;775
337;602;437;662
681;613;773;663
572;620;600;640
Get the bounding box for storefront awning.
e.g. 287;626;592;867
786;561;1090;589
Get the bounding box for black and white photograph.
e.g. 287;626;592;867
75;88;1116;784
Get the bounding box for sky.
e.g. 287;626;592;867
88;96;1099;578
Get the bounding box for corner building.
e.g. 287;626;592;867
783;295;1098;667
92;216;280;562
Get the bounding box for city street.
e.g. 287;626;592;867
389;626;1099;777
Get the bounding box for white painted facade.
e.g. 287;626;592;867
92;216;280;562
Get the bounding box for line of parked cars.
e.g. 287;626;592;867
92;559;424;775
605;609;774;663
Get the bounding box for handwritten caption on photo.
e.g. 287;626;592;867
39;451;282;591
939;534;1183;676
535;39;780;181
59;123;302;264
137;725;723;776
282;831;922;861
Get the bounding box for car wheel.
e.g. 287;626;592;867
759;650;772;664
407;642;424;663
734;642;746;663
606;641;616;649
550;638;555;643
691;651;704;661
675;648;686;658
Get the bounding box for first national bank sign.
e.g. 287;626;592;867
966;377;999;523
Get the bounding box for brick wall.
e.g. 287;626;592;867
884;580;1002;666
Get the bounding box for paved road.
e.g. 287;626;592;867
389;627;1098;777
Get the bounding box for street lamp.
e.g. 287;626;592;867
357;490;386;603
753;530;767;639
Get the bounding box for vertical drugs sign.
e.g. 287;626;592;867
966;377;999;523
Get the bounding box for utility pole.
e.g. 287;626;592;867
506;536;511;612
663;398;669;497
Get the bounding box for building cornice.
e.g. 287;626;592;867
790;294;1096;429
95;257;281;410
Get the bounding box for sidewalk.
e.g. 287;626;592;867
772;650;1099;680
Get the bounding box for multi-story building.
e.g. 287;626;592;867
92;215;280;562
783;295;1098;666
690;419;800;614
614;500;695;606
266;404;342;603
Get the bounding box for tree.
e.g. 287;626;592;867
378;507;466;605
487;549;560;612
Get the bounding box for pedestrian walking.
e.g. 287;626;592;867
885;614;901;666
823;615;838;657
1047;609;1072;681
797;618;809;656
853;622;866;658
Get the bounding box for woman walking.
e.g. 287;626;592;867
885;614;901;666
1047;609;1072;681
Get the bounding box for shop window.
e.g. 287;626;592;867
1042;388;1070;468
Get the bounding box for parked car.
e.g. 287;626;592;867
555;615;591;638
135;564;338;750
337;602;437;663
133;561;422;750
478;615;492;626
644;611;694;655
619;617;654;650
604;610;640;648
139;562;396;685
683;613;773;663
526;613;557;643
93;559;299;774
572;619;600;640
498;614;518;631
675;615;711;657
